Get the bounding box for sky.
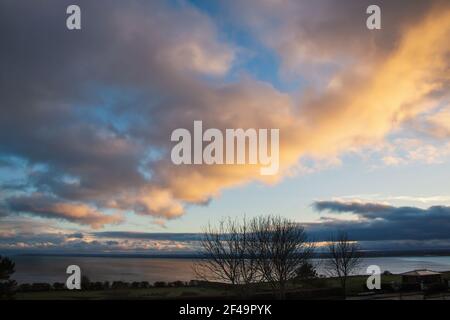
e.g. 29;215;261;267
1;0;450;254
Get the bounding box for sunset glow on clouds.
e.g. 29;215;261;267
1;0;450;252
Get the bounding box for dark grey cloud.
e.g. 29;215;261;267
0;1;161;201
0;0;235;220
93;231;202;242
313;201;392;215
5;194;122;228
67;233;84;239
0;231;67;246
222;0;439;73
308;201;450;241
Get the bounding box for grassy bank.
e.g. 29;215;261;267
11;275;392;300
15;286;232;300
12;272;450;300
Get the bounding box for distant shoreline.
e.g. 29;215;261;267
6;249;450;260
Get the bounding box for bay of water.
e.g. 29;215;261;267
9;255;450;284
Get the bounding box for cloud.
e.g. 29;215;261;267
314;200;392;215
407;103;450;140
364;136;450;167
93;231;201;242
4;197;450;252
67;232;84;239
0;233;198;254
0;0;449;227
222;0;437;76
5;194;122;229
136;1;450;212
309;200;450;241
332;194;450;205
0;0;236;221
0;217;200;253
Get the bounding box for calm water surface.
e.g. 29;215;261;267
9;255;450;284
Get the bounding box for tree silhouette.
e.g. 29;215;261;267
0;256;16;299
295;261;318;280
0;256;15;280
249;215;314;299
194;217;259;297
324;231;362;298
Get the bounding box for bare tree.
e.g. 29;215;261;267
249;215;314;299
324;231;362;298
194;217;259;296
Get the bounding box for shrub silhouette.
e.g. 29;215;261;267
0;256;16;299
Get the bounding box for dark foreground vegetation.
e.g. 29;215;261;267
4;271;450;300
